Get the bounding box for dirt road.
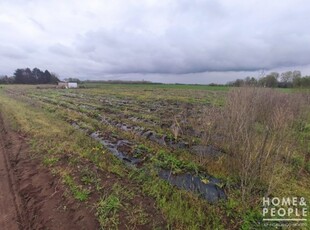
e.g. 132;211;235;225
0;122;20;229
0;112;99;230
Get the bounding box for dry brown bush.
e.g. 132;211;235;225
198;87;309;201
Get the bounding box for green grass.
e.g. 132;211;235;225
62;173;90;202
152;150;199;174
1;85;309;229
0;88;186;227
43;156;59;166
80;82;230;91
96;194;121;229
129;167;226;229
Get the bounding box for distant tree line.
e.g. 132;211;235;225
0;68;59;84
228;70;310;88
82;80;153;84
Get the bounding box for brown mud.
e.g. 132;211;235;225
0;112;99;230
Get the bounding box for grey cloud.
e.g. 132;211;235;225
0;45;28;59
28;17;45;31
71;0;310;75
49;43;75;57
0;0;310;83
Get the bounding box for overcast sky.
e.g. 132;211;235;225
1;0;310;84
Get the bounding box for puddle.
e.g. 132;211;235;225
158;170;226;203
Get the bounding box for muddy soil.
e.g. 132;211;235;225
0;112;99;230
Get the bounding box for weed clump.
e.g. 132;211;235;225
96;194;121;229
152;150;198;174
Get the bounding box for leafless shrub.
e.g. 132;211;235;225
199;87;308;201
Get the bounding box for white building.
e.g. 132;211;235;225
58;82;78;88
68;82;78;88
